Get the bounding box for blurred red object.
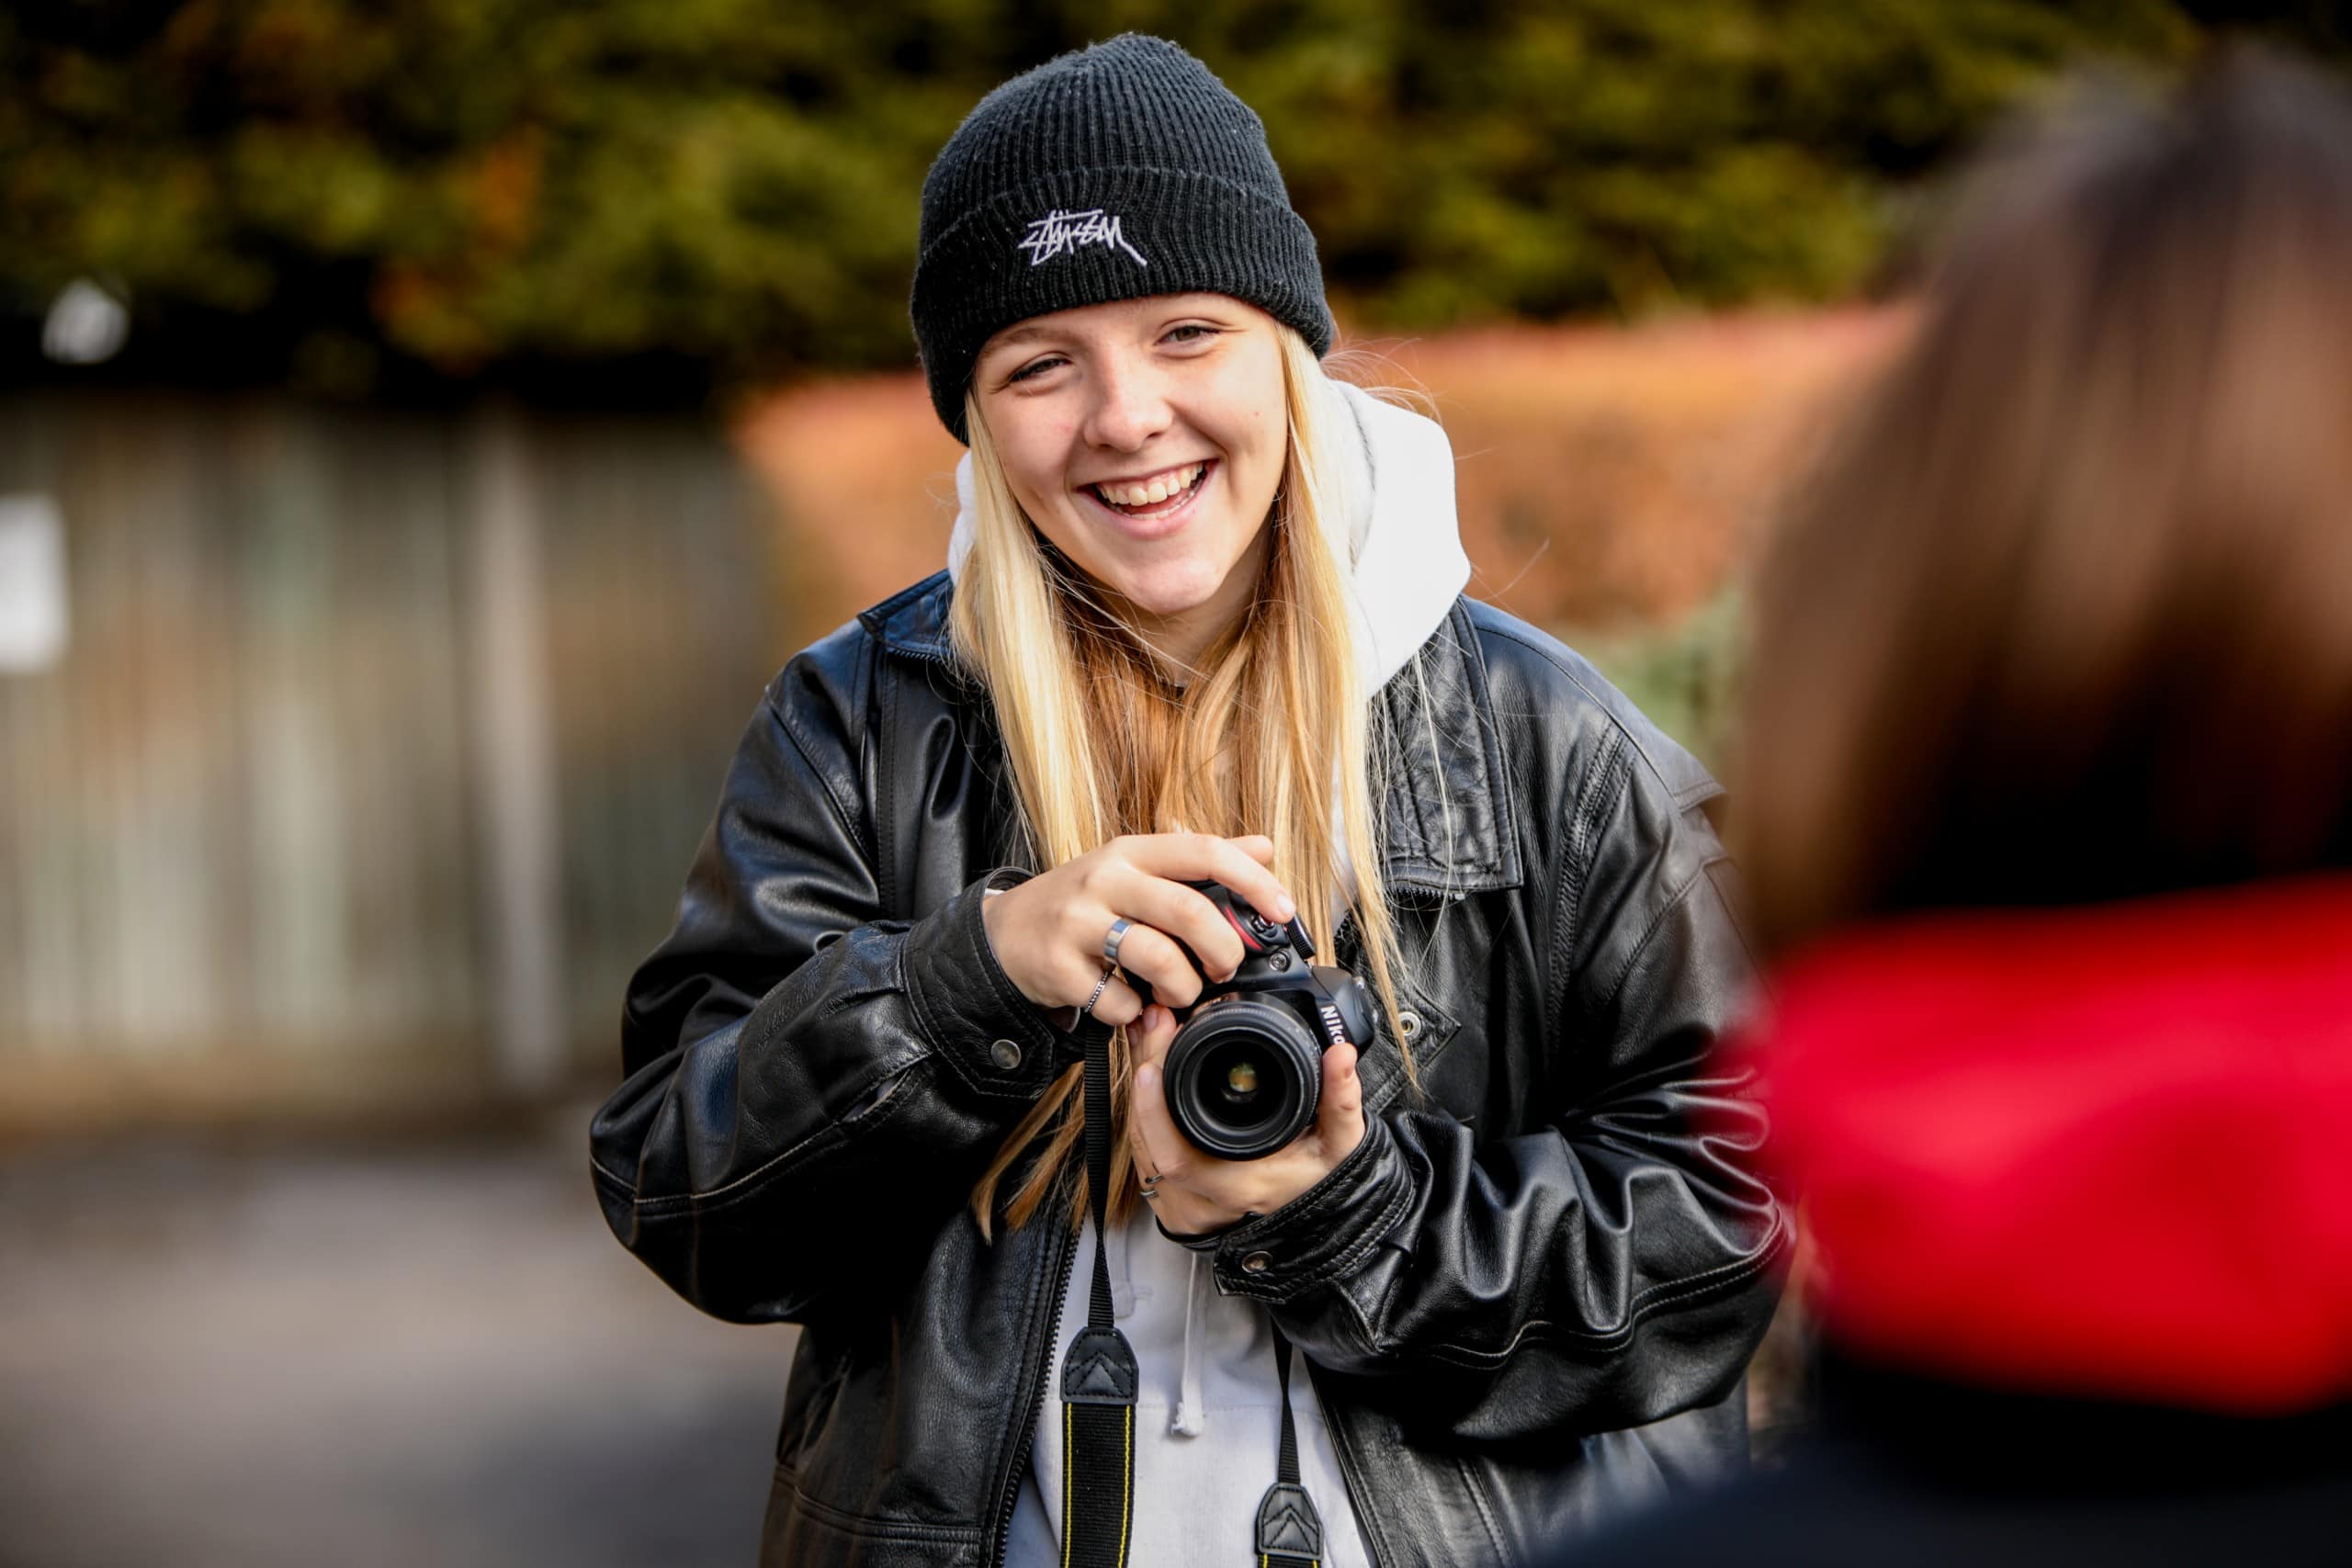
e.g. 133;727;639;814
1755;875;2352;1416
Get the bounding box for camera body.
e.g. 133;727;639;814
1142;880;1376;1160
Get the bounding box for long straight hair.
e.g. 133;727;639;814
953;325;1412;1235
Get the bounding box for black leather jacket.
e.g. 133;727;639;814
592;572;1787;1567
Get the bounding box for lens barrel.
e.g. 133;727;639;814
1161;998;1324;1160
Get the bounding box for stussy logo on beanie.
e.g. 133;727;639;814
1016;209;1149;267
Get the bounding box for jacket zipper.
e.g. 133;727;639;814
983;1201;1079;1568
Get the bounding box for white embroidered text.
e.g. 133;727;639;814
1014;209;1149;267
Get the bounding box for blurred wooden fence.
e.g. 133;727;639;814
0;391;778;1131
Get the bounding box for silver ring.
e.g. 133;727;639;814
1080;964;1115;1018
1137;1171;1164;1199
1102;918;1134;966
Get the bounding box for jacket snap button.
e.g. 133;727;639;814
989;1038;1023;1070
1397;1010;1421;1041
1241;1251;1272;1273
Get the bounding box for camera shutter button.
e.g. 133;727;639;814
989;1038;1023;1070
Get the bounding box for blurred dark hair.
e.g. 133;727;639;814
1738;48;2352;954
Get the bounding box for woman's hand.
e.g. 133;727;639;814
1125;1003;1367;1235
980;832;1296;1028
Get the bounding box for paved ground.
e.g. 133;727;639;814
0;1110;794;1568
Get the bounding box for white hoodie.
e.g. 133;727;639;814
949;375;1470;1565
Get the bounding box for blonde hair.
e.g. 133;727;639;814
954;324;1413;1235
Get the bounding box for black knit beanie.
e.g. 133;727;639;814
910;34;1335;442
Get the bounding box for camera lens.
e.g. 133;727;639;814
1205;1043;1272;1121
1162;1001;1323;1160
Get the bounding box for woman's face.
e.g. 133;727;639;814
970;294;1288;649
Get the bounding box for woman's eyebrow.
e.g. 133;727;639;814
986;324;1059;352
1155;302;1245;328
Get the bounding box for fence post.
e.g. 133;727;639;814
465;398;567;1093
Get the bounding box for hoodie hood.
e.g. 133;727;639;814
1756;876;2352;1416
945;375;1469;694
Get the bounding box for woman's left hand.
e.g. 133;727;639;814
1125;1003;1367;1236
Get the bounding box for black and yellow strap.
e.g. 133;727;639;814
1060;1014;1137;1568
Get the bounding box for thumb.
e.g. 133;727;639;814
1317;1042;1365;1158
1128;1003;1178;1071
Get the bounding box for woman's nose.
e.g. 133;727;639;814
1080;359;1172;452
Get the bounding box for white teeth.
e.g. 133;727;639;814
1097;463;1202;510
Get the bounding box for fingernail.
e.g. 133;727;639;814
1136;1064;1158;1092
1274;897;1296;919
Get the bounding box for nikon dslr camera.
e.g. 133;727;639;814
1139;880;1375;1160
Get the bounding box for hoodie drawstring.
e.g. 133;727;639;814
1170;1247;1210;1437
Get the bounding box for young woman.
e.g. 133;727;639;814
593;36;1784;1568
1555;49;2352;1568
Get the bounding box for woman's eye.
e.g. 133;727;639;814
1163;324;1218;344
1005;355;1066;384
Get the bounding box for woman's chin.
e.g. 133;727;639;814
1114;576;1232;625
1095;562;1232;621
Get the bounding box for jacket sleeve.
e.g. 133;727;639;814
588;667;1069;1325
1184;738;1787;1443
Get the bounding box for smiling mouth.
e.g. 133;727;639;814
1085;460;1213;519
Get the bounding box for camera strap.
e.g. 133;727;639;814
1256;1326;1328;1565
1059;1014;1329;1567
1059;1017;1138;1567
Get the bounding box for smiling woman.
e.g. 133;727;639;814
593;32;1784;1568
967;295;1288;653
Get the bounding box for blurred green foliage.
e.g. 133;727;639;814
1572;588;1747;777
2;1;2325;396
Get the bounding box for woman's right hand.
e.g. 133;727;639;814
981;833;1296;1029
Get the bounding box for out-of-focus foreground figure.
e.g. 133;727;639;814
1557;46;2352;1568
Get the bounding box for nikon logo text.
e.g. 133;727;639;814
1317;1003;1347;1048
1015;209;1148;267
